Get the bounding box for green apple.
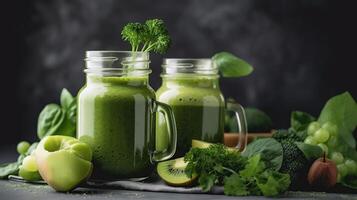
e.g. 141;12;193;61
19;166;42;181
35;135;93;192
19;155;42;181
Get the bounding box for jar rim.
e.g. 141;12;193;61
85;51;149;59
84;50;151;76
161;58;218;76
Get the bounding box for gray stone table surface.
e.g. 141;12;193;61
1;180;357;200
1;145;357;200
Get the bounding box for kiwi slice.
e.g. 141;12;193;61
192;139;238;152
191;139;213;148
157;157;197;186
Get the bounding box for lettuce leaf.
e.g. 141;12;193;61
318;92;357;148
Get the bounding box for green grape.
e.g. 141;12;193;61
314;128;330;143
337;164;348;177
327;136;338;148
331;152;344;164
345;159;357;175
304;136;317;145
307;121;320;136
318;143;328;155
22;156;38;172
17;141;30;155
322;122;338;136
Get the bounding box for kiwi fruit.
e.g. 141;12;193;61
191;139;212;148
157;157;197;186
192;139;238;152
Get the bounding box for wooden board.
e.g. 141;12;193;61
224;132;272;148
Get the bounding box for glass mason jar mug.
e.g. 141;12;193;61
156;58;247;157
77;51;177;180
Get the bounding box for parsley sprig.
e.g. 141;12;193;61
184;144;291;197
121;19;171;54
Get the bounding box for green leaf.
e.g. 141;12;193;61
341;175;357;189
0;162;20;179
198;174;216;192
60;88;74;110
291;111;315;132
224;174;250;196
212;52;253;78
54;109;76;137
240;154;265;178
256;170;290;197
242;138;283;171
344;148;357;161
37;104;65;139
295;142;323;160
318;92;357;148
66;97;77;124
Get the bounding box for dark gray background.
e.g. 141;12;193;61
1;0;356;145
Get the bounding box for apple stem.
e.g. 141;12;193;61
323;152;326;162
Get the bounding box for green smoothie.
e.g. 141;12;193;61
156;76;225;157
77;75;156;179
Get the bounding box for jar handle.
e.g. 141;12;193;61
226;102;248;151
151;100;177;162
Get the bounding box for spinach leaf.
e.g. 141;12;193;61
60;88;74;110
341;175;357;189
318;92;357;148
37;88;77;139
295;142;323;160
290;111;315;132
0;162;19;179
66;97;77;124
242;138;283;171
37;104;65;139
212;52;253;78
54;109;76;137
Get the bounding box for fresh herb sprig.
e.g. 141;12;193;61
184;144;291;197
121;19;171;54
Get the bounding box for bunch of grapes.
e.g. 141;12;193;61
305;122;357;181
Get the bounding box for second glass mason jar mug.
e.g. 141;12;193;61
156;58;247;157
77;51;177;180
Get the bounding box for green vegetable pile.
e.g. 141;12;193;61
0;88;77;180
304;92;357;189
244;92;357;191
239;109;324;190
184;144;291;197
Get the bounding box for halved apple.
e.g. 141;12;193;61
35;136;93;192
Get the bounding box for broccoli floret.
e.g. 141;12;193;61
272;129;309;189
